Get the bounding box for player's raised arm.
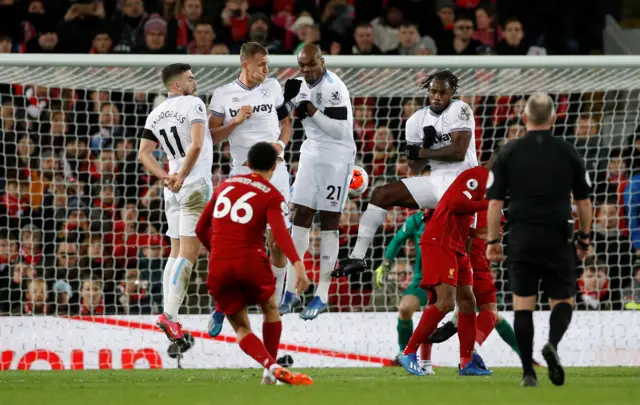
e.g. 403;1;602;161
138;133;170;181
404;113;430;174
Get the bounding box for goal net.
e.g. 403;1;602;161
1;54;639;370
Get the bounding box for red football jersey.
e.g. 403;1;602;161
421;166;490;254
195;173;300;263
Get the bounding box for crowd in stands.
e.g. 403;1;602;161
1;0;635;316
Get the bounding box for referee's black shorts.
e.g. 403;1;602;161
506;224;577;300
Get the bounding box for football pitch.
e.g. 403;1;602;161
1;368;637;405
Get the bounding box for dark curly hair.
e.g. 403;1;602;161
420;70;460;94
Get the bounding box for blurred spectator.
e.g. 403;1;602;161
25;21;60;53
623;268;640;310
117;268;153;314
20;224;42;266
169;0;203;52
495;17;546;56
79;277;105;315
112;0;149;53
211;43;230;54
351;22;382;55
246;12;282;53
440;13;488;55
90;102;128;153
52;279;73;315
187;21;216;54
214;0;250;49
0;260;34;314
90;30;113;54
472;3;498;47
20;277;48;315
577;257;610;310
320;0;353;41
386;21;437;55
293;22;321;54
58;0;106;53
135;13;171;54
370;0;403;53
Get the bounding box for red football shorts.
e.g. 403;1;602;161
206;251;275;316
420;244;473;295
470;252;498;307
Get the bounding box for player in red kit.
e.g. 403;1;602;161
195;142;312;386
398;165;492;376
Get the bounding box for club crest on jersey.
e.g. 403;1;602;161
228;104;273;117
448;268;455;279
329;91;342;105
458;105;471;122
260;88;270;98
232;97;240;103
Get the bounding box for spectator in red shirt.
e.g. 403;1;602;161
187;21;216;54
90;30;113;54
169;0;203;52
20;278;49;315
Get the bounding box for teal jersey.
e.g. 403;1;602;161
383;212;424;274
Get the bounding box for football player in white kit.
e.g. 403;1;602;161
138;63;213;348
206;42;293;341
277;44;356;320
335;70;478;276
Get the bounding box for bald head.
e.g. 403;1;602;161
524;92;555;128
297;44;325;84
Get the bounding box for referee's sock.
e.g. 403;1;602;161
514;310;535;375
549;302;573;349
350;204;387;260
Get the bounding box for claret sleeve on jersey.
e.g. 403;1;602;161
448;173;489;214
187;97;208;125
208;88;225;118
266;194;301;264
404;110;423;145
310;80;351;140
195;198;216;250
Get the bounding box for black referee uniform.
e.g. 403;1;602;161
486;129;591;386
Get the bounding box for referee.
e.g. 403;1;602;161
485;93;593;388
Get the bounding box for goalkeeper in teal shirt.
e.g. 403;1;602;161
375;210;433;373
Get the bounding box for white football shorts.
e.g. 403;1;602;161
401;170;459;209
165;177;213;239
230;160;290;227
291;154;354;213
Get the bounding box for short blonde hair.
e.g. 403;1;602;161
524;92;555;125
240;42;268;61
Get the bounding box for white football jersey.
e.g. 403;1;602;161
209;78;284;168
293;70;356;160
405;99;477;173
144;94;213;186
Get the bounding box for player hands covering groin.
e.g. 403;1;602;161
195;142;312;385
397;165;492;377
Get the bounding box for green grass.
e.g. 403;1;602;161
0;368;638;405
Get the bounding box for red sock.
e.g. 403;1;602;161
420;343;433;361
403;306;446;355
262;321;282;360
238;333;276;369
458;312;477;367
475;310;497;347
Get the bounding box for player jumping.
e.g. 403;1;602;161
428;210;542;367
398;165;491;377
195;142;311;385
375;209;435;375
138;63;213;348
335;70;477;277
277;44;357;319
207;42;293;335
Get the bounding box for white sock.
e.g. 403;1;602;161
272;265;286;306
162;257;177;307
451;308;459;327
350;204;387;259
285;225;310;294
164;257;193;321
315;230;338;303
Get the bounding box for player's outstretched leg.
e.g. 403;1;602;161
280;224;309;314
267;231;287;306
334;182;418;278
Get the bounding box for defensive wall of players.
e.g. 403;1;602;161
3;312;639;370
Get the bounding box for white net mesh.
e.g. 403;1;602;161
1;55;640;369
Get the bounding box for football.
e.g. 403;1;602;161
349;166;369;197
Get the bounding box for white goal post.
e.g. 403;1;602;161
1;54;640;370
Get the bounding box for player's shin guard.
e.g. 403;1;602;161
403;306;446;355
285;225;310;294
549;302;573;349
162;257;177;308
315;230;339;303
238;333;277;369
458;312;477;367
164;257;193;321
272;266;286;306
263;321;282;360
514;310;535;375
350;204;387;260
476;310;497;346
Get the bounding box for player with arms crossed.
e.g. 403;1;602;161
195;142;311;385
277;44;357;319
335;70;477;277
207;42;293;335
138;63;213;348
398;165;492;377
376;209;435;374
